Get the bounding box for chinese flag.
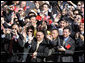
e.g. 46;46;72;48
14;6;16;11
65;44;71;49
14;6;19;12
48;19;52;25
36;16;42;21
23;6;26;11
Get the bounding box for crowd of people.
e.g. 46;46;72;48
1;1;84;62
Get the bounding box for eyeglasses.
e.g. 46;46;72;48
28;31;33;32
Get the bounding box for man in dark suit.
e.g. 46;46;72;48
29;31;49;62
74;22;84;62
58;26;75;62
4;24;24;62
46;29;61;62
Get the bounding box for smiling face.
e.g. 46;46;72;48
51;30;59;40
74;15;82;24
30;17;37;24
12;25;19;34
27;29;33;36
60;21;67;29
43;4;49;12
36;32;44;41
63;29;71;38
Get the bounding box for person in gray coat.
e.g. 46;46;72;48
58;26;75;62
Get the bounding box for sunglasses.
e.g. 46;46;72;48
28;31;33;32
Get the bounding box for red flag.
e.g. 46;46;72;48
23;6;26;11
14;6;19;12
36;15;42;21
14;6;16;11
48;19;52;25
81;18;84;23
65;44;71;49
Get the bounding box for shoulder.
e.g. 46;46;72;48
41;39;48;46
69;37;75;43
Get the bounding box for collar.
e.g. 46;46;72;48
37;39;43;44
64;36;69;42
43;11;48;16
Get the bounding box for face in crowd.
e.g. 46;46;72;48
36;31;44;42
63;28;71;38
60;20;67;29
79;23;84;32
77;1;82;10
74;15;82;24
12;24;19;34
43;4;49;12
27;29;33;36
51;30;59;40
30;16;37;24
20;1;26;8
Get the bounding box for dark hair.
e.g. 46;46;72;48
29;15;36;19
59;18;68;23
28;12;36;17
37;30;45;36
51;28;59;32
77;14;83;19
73;9;82;15
41;3;50;8
11;23;19;27
63;26;71;33
26;25;34;36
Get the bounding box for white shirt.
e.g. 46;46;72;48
35;40;43;51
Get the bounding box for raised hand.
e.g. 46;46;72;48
58;46;66;51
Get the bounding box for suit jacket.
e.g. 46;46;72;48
74;32;84;62
59;36;75;62
5;33;24;54
71;23;80;33
74;36;84;62
46;37;61;62
29;38;49;62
